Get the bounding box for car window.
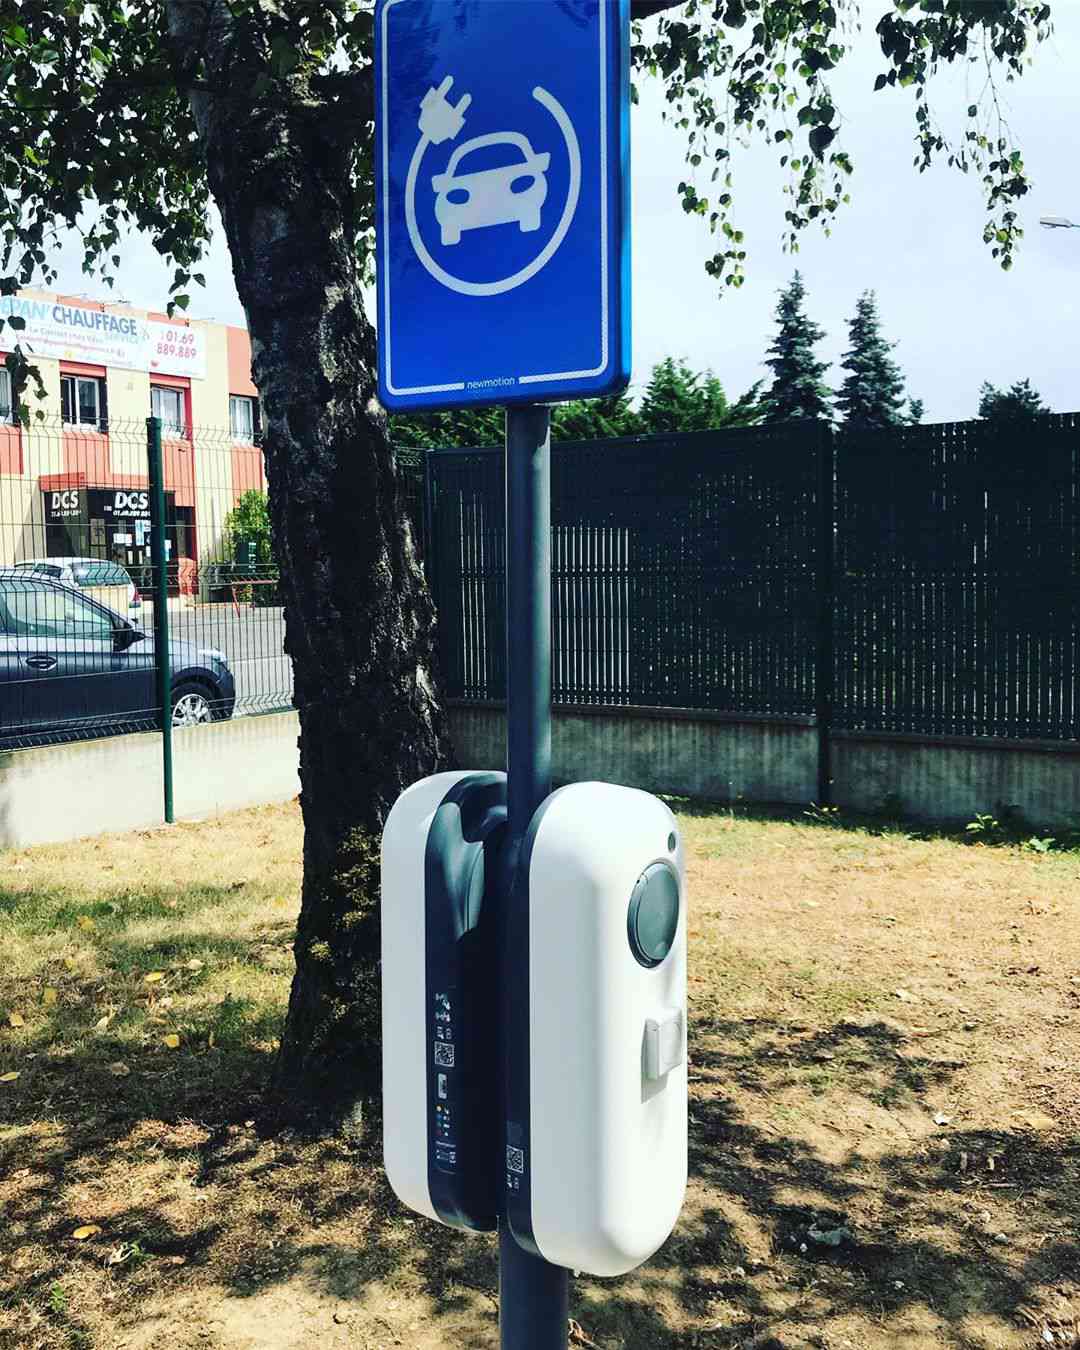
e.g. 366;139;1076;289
450;136;531;176
77;563;126;587
0;581;115;641
13;562;63;579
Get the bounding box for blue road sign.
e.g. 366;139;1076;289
375;0;631;412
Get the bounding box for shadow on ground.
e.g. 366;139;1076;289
2;897;1077;1348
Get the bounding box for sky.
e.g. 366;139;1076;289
46;5;1080;424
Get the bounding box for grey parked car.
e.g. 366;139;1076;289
0;569;235;747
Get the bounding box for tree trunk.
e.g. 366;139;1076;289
167;4;452;1136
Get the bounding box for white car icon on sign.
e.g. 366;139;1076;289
432;132;551;246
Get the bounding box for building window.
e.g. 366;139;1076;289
151;384;186;438
0;367;13;423
61;374;107;431
230;394;260;443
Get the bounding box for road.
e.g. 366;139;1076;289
167;603;293;717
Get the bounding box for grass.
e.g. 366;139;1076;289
1;799;1079;1348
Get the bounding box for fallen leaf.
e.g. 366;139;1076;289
163;1034;181;1049
72;1225;102;1241
568;1319;600;1349
8;1013;25;1028
144;972;165;985
185;960;204;972
207;1032;216;1049
63;958;77;972
0;1071;20;1083
94;1014;112;1032
43;988;58;1007
165;1254;186;1266
108;1062;130;1077
77;916;95;932
933;1112;952;1127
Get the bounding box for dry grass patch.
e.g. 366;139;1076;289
1;798;1078;1349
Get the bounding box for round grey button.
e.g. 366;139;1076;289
627;863;680;969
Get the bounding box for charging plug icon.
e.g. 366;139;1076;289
418;75;472;145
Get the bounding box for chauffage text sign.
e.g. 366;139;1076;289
0;295;207;380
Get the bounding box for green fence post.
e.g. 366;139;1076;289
147;416;174;824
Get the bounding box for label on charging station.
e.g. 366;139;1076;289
423;773;507;1230
502;797;549;1255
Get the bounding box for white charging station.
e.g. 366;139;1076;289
503;782;687;1277
382;773;687;1276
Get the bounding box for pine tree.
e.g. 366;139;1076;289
637;357;715;433
907;397;925;426
761;272;833;423
836;291;909;431
977;378;1049;423
638;357;760;434
390;405;503;450
553;391;641;441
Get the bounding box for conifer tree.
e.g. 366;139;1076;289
762;272;833;423
553;391;642;441
978;378;1049;423
639;357;761;434
836;291;909;430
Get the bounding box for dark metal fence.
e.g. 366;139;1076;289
427;425;827;714
4;410;1077;803
426;415;1080;746
0;417;291;755
835;413;1080;741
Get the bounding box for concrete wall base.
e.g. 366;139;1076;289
449;704;1080;829
449;703;819;806
831;732;1080;829
3;704;1077;852
0;711;300;849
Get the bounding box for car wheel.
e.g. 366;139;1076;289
171;682;215;729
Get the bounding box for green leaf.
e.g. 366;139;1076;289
808;125;836;158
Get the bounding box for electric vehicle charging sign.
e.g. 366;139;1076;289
375;0;631;412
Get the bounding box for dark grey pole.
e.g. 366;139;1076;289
500;403;567;1350
505;404;553;840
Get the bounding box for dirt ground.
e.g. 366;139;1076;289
1;799;1078;1349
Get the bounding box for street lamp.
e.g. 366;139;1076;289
1040;215;1080;229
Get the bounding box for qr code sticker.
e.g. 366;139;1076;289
506;1146;525;1176
434;1042;455;1068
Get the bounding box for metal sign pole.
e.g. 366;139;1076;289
500;403;567;1349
